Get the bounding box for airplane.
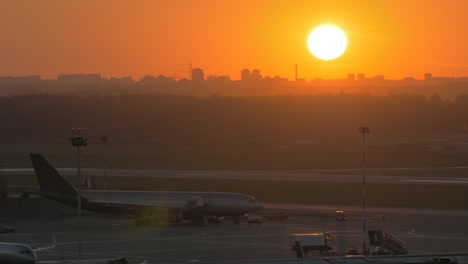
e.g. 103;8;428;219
0;236;55;264
29;154;263;224
0;240;127;264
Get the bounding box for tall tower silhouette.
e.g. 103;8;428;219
192;68;204;81
188;62;193;80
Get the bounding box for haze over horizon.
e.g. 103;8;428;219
1;0;468;81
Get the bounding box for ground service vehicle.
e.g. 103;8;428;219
247;217;263;225
264;211;289;220
336;210;346;221
290;232;333;252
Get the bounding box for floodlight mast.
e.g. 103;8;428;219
69;128;88;262
100;134;108;190
358;124;370;255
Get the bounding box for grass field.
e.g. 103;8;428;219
1;141;468;170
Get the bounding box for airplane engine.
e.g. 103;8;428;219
135;208;183;225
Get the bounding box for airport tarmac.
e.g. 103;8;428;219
1;200;468;264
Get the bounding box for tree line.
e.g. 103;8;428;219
0;93;467;145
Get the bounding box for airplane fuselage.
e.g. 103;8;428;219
40;190;263;221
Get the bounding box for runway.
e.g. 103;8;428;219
5;167;468;186
1;200;468;264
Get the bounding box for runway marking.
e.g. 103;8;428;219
53;232;208;246
50;231;288;248
399;179;468;184
181;173;212;176
400;234;468;240
42;250;200;262
221;173;261;176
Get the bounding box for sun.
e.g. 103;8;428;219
307;25;347;60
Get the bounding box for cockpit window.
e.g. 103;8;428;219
20;250;33;255
249;197;256;203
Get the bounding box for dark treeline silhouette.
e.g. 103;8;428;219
0;93;467;146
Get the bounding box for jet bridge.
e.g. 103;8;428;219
368;230;408;255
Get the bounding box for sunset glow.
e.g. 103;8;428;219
0;1;468;80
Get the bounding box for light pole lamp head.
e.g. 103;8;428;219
69;127;88;146
70;136;88;147
358;126;370;134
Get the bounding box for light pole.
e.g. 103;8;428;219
101;134;108;190
69;128;88;262
358;124;370;255
0;153;5;199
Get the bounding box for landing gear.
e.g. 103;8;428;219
189;213;209;225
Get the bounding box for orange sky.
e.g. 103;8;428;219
1;0;468;81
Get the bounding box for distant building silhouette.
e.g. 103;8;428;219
207;75;217;81
372;75;385;81
3;67;468;98
58;74;102;83
217;75;231;81
109;76;134;85
0;76;15;83
424;73;432;81
241;69;251;81
206;75;231;85
191;68;204;81
251;69;262;81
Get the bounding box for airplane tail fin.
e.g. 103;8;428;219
29;154;77;197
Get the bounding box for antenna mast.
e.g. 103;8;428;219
189;61;193;80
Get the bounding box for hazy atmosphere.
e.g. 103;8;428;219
1;1;468;264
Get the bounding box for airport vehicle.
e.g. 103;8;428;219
247;216;263;225
264;211;288;221
29;154;263;224
290;232;334;252
206;216;224;224
0;236;55;264
336;210;346;221
368;229;408;255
